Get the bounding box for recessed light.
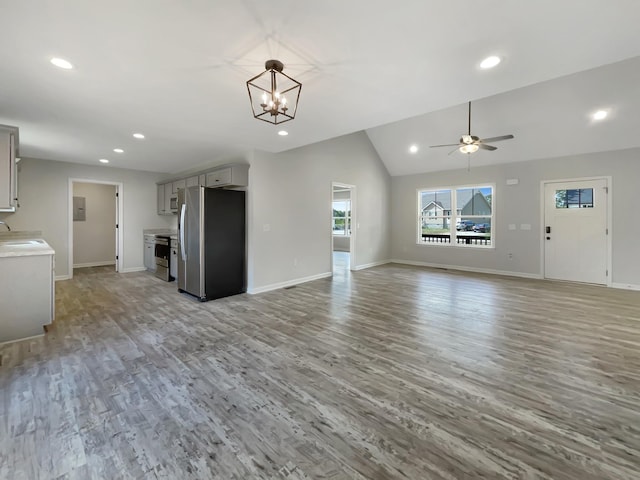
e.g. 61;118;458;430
409;145;419;154
113;148;124;153
593;110;608;120
480;55;501;69
278;130;288;136
50;57;73;69
99;159;109;164
133;133;145;139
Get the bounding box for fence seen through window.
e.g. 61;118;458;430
418;186;493;247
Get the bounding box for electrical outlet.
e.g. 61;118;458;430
508;253;513;260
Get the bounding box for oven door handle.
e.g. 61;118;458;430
180;203;187;261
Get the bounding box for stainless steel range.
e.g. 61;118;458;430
154;235;173;281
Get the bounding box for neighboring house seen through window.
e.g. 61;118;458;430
333;200;351;235
418;185;494;247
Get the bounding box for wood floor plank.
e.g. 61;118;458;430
1;263;640;479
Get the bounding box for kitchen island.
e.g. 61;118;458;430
0;232;55;344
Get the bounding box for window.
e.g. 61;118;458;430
332;200;351;235
555;188;593;208
418;185;493;247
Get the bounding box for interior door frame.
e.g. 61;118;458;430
539;176;612;286
330;182;357;274
68;178;124;279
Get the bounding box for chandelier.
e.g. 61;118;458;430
246;60;301;125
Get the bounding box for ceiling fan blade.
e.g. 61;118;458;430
447;146;461;156
430;143;461;148
478;143;497;151
479;134;514;143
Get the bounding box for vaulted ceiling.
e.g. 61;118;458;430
0;1;639;175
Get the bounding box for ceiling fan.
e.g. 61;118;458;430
430;101;514;155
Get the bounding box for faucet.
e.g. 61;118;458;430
0;221;10;231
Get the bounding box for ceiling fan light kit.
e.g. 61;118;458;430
430;101;514;159
460;143;479;154
246;59;302;125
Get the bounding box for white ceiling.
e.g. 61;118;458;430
0;1;639;175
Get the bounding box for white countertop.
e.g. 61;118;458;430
0;237;55;258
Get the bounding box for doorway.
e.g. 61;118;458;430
331;183;356;276
68;179;123;278
543;177;610;285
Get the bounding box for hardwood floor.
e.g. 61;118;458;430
1;264;640;479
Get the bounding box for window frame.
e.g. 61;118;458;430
416;183;495;249
332;199;351;236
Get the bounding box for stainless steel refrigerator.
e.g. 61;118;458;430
177;186;246;301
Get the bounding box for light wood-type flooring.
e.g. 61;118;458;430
1;263;640;479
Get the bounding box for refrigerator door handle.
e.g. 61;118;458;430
180;203;187;260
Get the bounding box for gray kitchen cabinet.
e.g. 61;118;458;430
144;234;156;271
170;237;178;281
205;164;248;188
0;125;19;212
156;163;248;214
157;183;165;214
186;175;199;187
0;238;54;343
172;179;186;193
164;183;173;213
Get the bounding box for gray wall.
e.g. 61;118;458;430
391;147;640;287
0;158;173;278
72;182;116;267
248;131;391;292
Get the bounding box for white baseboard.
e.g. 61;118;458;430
611;282;640;291
73;261;116;268
0;333;45;345
248;271;332;295
390;259;543;280
351;259;392;271
120;267;147;273
55;275;71;281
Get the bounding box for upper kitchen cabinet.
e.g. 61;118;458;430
157;163;248;215
205;164;248;188
172;179;186;193
157;182;176;215
186;174;207;187
157;183;166;215
0;125;19;212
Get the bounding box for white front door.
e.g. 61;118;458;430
543;179;608;284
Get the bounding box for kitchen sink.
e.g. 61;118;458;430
0;239;45;246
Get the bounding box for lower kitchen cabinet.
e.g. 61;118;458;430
170;237;178;281
144;234;156;272
0;247;54;343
